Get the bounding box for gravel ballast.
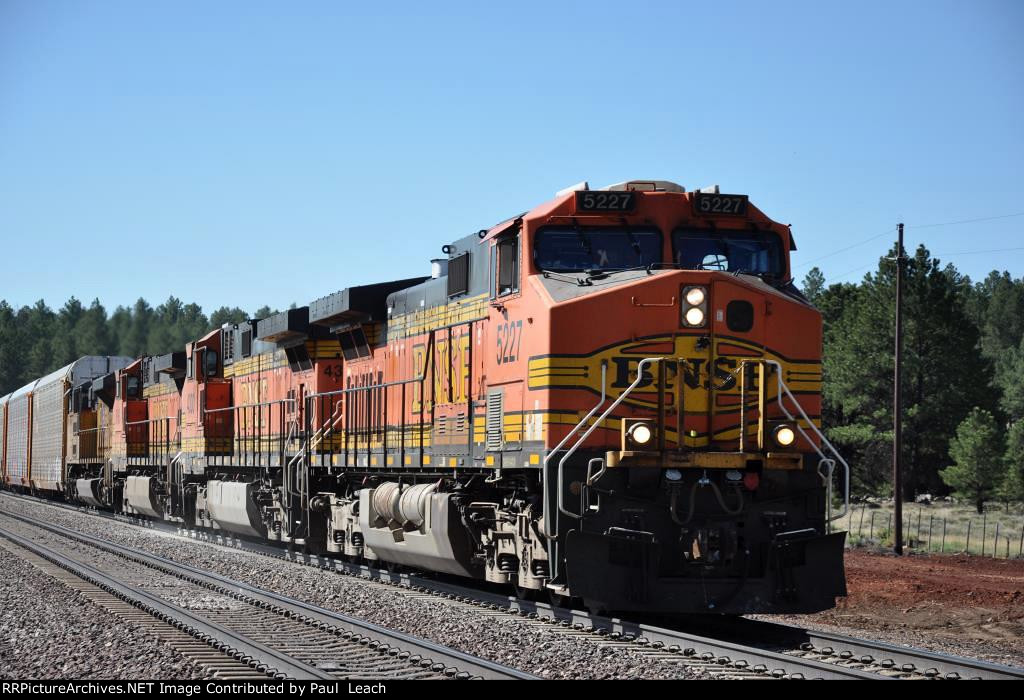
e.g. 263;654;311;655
0;542;208;680
0;495;706;679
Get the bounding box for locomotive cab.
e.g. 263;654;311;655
496;180;849;613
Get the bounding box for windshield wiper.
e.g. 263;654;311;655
621;217;643;257
583;264;655;280
542;270;590;286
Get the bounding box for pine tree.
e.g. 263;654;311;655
24;300;57;381
940;408;1005;513
51;296;85;367
109;305;133;357
123;298;153;358
998;336;1024;421
823;245;995;496
0;301;20;394
998;420;1024;506
210;306;249;328
74;299;112;356
801;267;826;304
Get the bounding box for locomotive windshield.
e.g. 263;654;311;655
534;226;662;273
672;229;785;277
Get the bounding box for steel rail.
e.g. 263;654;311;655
0;505;535;681
742;618;1024;681
0;519;333;680
5;491;1023;680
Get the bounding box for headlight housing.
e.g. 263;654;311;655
622;418;657;450
771;423;797;448
682;285;707;328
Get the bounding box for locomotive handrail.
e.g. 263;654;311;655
124;415;172;426
541;361;607;539
544;359;663;539
749;359;850;522
203;398;295;413
122;415;175;463
557;358;662;523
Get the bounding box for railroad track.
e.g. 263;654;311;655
0;507;534;681
4;491;1023;680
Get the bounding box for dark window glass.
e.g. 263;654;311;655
672;229;784;277
534;227;662;273
339;327;370;361
286;344;314;372
204;350;219;378
447;252;470;297
241;329;252;358
726;300;755;332
497;235;519;295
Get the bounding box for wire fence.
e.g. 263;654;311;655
838;503;1024;558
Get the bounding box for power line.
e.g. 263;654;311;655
827;246;1024;284
935;246;1024;257
831;262;876;282
794;211;1024;272
792;227;895;270
906;212;1024;229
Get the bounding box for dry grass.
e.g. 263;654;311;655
835;501;1024;557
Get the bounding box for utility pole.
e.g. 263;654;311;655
893;223;905;555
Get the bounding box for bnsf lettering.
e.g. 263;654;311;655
610;356;738;391
410;333;470;411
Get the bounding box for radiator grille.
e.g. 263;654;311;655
486;391;503;451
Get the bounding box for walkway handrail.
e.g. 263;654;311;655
541;362;607;539
757;359;850;522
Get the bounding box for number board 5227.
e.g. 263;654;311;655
694;193;748;216
575;191;636;212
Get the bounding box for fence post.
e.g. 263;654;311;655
982;511;987;556
966;519;972;554
928;515;934;552
942;518;947;554
1019;522;1023;557
870;511;875;540
917;508;923;546
858;505;866;538
887;513;892;541
994;522;1000;559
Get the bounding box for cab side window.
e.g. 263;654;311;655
496;233;519;296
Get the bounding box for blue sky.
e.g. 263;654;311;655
2;1;1021;314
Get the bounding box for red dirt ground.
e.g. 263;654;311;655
778;549;1024;665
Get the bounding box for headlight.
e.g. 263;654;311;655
773;424;796;447
627;422;653;446
684;307;705;326
682;285;708;328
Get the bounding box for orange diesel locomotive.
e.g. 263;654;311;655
1;180;849;614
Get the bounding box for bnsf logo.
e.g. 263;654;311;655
610;356;739;392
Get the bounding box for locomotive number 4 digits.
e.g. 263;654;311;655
496;320;523;365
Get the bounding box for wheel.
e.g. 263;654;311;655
514;585;539;602
547;589;575;609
